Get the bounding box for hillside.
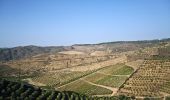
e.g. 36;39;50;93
0;46;71;61
0;38;170;100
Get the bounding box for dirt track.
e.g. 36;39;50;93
81;79;118;96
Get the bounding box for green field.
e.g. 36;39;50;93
83;73;128;88
96;75;128;88
84;64;133;87
58;80;112;96
98;64;134;75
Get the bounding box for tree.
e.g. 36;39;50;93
131;96;136;100
69;94;74;100
61;93;66;100
118;95;128;100
56;93;61;100
11;92;16;99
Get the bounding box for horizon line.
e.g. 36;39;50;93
0;37;169;48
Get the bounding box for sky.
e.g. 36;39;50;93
0;0;170;47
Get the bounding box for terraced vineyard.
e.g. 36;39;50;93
58;64;134;96
119;59;170;99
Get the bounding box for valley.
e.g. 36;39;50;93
0;39;170;99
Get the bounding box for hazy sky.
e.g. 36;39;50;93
0;0;170;47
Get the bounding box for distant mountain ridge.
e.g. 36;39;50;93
0;38;170;61
0;45;71;61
